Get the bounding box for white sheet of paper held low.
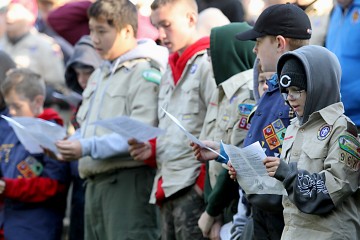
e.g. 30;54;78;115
1;115;66;154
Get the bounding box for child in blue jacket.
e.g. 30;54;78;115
0;68;70;240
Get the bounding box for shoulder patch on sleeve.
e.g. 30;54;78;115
142;69;161;85
338;134;360;161
346;121;358;138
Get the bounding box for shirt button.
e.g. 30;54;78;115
248;133;252;137
300;128;305;133
293;152;298;156
279;112;283;116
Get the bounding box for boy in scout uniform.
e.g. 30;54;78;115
0;68;69;240
54;1;168;239
128;0;217;238
196;22;256;239
264;45;360;239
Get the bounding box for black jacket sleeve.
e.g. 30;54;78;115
274;160;335;215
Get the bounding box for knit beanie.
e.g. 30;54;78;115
279;57;307;92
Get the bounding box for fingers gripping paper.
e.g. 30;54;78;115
161;107;226;160
222;141;287;195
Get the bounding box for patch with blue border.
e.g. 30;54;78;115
238;103;254;115
238;103;255;130
142;69;161;85
190;64;198;74
317;124;332;140
272;119;285;133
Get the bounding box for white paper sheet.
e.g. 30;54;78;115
52;91;83;107
161;107;226;160
1;115;66;154
222;141;287;195
91;116;165;142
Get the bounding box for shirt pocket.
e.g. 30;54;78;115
101;84;127;119
158;82;171;120
180;79;200;114
299;141;328;172
77;86;95;123
218;112;239;143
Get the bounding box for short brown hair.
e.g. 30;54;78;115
88;0;138;36
1;68;45;101
151;0;197;12
268;36;309;50
286;38;309;51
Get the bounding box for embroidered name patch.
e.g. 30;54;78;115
317;124;332;140
338;135;360;171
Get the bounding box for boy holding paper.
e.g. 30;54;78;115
54;1;167;239
128;0;216;238
263;45;360;239
0;68;70;240
194;3;312;239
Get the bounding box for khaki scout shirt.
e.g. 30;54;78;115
0;29;65;86
280;102;360;240
150;51;216;203
77;59;159;178
199;69;254;188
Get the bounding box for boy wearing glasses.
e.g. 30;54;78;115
193;4;312;239
264;45;360;239
234;3;311;239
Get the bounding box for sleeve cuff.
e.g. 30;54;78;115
274;159;290;182
215;142;229;164
144;138;157;168
79;138;91;157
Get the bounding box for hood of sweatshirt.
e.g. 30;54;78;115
65;35;102;94
0;50;16;109
102;38;169;76
210;22;256;86
277;45;341;125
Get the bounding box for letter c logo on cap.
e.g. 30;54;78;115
280;75;291;87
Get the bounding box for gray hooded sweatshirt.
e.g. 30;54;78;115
274;45;360;239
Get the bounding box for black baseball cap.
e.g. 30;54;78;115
236;3;312;41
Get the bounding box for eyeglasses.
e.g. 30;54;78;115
282;90;305;100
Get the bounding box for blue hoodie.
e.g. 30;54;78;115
326;0;360;126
